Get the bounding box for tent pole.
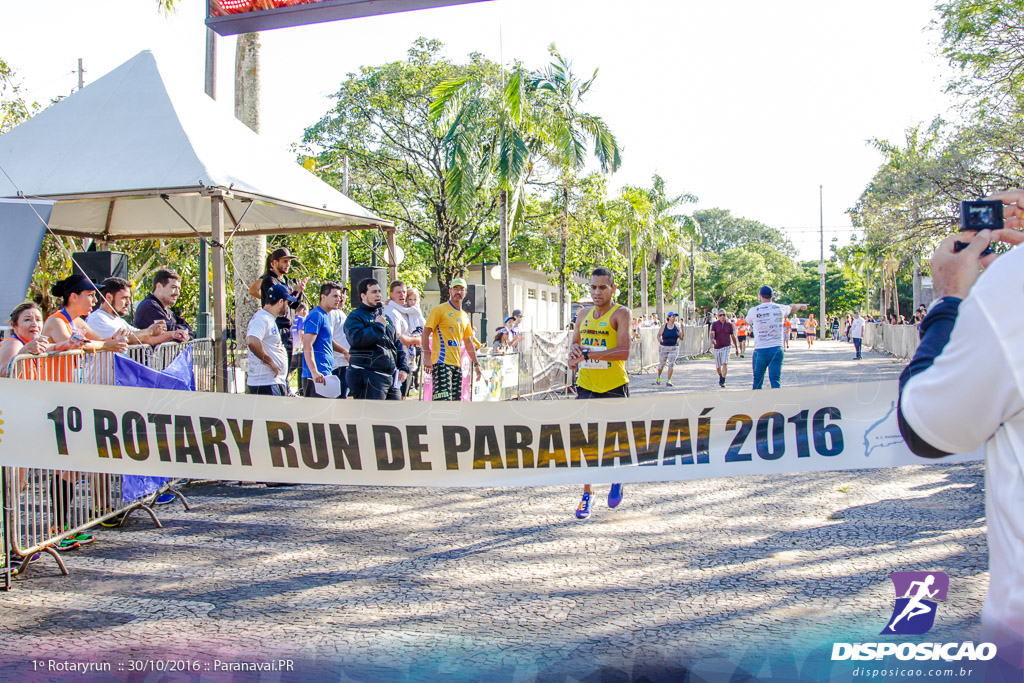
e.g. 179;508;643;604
211;196;228;393
385;228;397;283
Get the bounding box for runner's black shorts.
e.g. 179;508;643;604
576;385;629;400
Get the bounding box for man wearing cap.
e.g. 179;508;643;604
422;278;482;401
248;247;307;383
246;284;296;396
746;285;808;390
509;309;524;345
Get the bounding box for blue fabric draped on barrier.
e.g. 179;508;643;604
113;346;195;501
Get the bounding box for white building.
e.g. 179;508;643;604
463;262;572;335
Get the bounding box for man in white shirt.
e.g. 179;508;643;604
849;311;866;360
245;284;295;396
86;277;186;346
897;201;1024;671
328;285;351;398
383;280;421;397
746;285;808;390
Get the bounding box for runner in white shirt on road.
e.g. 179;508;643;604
745;285;808;390
849;311;866;360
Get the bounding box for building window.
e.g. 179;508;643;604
527;289;536;300
550;292;558;303
541;291;548;301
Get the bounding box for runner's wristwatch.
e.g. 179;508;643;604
582;348;590;361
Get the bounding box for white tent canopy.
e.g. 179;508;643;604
0;50;390;239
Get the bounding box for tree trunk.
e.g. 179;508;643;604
500;189;509;319
654;250;665;322
233;32;266;344
559;182;569;330
626;228;633;313
689;238;696;305
640;255;649;315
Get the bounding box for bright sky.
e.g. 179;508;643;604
2;0;955;261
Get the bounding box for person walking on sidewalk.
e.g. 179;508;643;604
568;267;632;520
654;312;683;387
747;285;808;390
710;310;739;387
850;311;865;360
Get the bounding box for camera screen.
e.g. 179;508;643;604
960;200;1004;232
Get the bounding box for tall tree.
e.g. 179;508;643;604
302;39;503;299
533;44;622;328
430;62;541;318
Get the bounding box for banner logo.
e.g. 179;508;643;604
883;571;949;635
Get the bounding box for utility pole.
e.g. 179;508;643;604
341;156;350;285
76;58;85;91
197;28;216;340
819;185;826;329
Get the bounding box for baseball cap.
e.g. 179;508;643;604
450;277;468;288
759;285;774;299
265;283;297;303
667;311;678;317
269;247;298;262
512;309;522;317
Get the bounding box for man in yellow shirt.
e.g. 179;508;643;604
422;277;483;401
568;267;632;519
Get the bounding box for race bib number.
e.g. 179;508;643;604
580;345;610;370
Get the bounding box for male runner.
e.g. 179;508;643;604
710;311;739;387
734;313;749;357
568;267;631;519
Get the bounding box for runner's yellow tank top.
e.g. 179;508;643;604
577;304;629;394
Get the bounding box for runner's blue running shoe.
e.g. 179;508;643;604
575;492;593;519
608;483;624;509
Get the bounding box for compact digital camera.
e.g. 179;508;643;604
954;199;1002;256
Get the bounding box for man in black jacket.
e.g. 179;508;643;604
343;278;409;400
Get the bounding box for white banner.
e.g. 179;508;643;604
0;379;980;486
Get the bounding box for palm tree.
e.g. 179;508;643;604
430;64;539;318
646;175;697;321
533;45;622;328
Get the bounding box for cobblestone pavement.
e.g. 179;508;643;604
1;340;991;682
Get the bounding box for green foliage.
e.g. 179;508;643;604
1;58;39;134
301;39;504;297
694;208;796;257
783;261;867;318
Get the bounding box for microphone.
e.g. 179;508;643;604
375;303;383;318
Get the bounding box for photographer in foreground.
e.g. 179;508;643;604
897;191;1024;669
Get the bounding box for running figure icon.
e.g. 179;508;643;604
887;574;939;632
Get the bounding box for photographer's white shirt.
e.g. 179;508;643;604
746;302;792;350
901;246;1024;657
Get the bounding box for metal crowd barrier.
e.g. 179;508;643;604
863;323;920;360
1;468;9;591
627;325;712;373
3;346;196;577
515;331;572;399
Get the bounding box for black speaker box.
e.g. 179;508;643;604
72;251;128;284
350;266;387;299
462;284;485;314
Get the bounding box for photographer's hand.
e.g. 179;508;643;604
931;229;1024;299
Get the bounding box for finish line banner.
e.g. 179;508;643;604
0;379;981;485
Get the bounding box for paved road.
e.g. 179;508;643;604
1;340;990;682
